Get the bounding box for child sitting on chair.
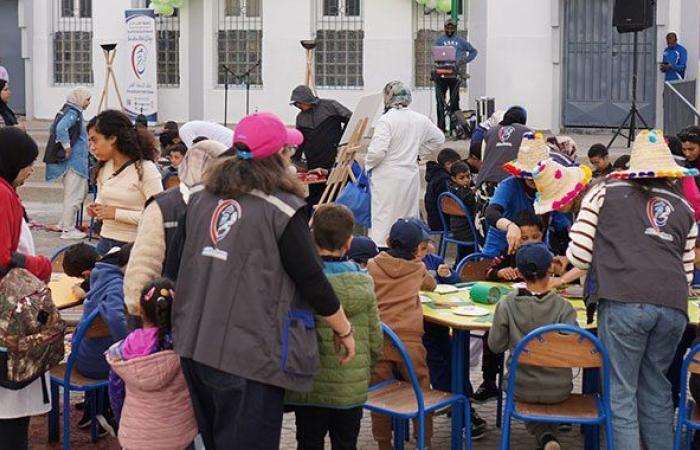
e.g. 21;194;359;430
62;242;99;300
485;210;544;282
425;148;462;232
347;235;380;269
367;218;437;450
448;161;480;263
488;243;577;450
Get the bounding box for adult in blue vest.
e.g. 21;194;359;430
660;32;687;81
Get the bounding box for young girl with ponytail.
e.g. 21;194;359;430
106;277;197;450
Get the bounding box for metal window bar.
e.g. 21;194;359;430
132;1;181;87
413;1;468;89
53;0;94;85
315;0;364;89
216;0;263;86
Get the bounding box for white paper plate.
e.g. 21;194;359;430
434;284;459;294
452;305;490;317
420;295;432;304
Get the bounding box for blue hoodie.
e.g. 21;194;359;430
433;33;478;65
74;262;129;379
423;253;461;285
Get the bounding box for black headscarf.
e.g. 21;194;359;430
0;127;38;185
0;80;18;127
500;106;527;126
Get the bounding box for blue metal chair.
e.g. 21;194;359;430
674;343;700;450
365;323;472;450
500;324;613;450
437;192;480;259
455;252;488;280
48;309;110;449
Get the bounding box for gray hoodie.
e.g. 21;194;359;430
488;289;577;403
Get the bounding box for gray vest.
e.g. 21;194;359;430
476;123;530;187
589;180;694;314
172;189;320;391
149;186;187;268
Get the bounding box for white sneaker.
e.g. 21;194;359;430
60;229;87;240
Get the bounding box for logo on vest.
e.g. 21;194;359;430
496;126;514;148
202;199;242;261
644;197;674;242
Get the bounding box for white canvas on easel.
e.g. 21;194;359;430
339;92;384;146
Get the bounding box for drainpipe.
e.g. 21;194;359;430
451;0;459;22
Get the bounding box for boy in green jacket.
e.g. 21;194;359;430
286;204;383;449
488;242;577;450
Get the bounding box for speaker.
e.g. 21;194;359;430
613;0;655;33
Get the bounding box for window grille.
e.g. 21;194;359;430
216;0;263;86
413;1;468;89
132;1;181;87
315;0;364;89
53;0;94;85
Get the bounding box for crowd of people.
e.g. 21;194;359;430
1;71;700;450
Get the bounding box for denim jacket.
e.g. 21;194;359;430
46;103;89;181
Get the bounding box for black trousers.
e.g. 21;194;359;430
482;332;503;383
435;77;461;131
180;358;285;450
0;416;30;450
294;405;363;450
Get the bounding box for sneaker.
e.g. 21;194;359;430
471;381;499;403
61;229;87;240
95;414;116;438
471;409;487;440
77;408;92;429
541;434;561;450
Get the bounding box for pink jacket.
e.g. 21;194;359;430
109;350;197;450
682;176;700;222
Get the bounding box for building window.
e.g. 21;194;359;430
53;0;93;85
413;1;468;89
315;0;364;88
131;1;181;87
216;0;263;86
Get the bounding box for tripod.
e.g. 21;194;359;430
607;31;650;149
222;60;261;126
97;44;124;112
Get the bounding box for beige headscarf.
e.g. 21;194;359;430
66;87;91;109
178;139;227;189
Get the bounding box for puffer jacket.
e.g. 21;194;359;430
424;161;451;231
109;350;197;450
286;260;383;408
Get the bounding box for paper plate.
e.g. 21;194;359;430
434;284;459;295
420;295;432;304
452;305;490;317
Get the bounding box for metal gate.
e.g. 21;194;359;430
563;0;656;128
0;0;25;114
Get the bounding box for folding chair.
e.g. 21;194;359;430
48;309;111;449
674;343;700;450
500;324;613;450
365;323;472;450
437;192;480;259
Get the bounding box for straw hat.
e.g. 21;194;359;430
503;132;550;178
532;158;592;214
608;129;699;180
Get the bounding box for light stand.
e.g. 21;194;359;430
97;44;125;112
301;39;318;96
607;31;650;149
222;64;234;126
223;60;260;123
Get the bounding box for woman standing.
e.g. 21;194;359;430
366;81;445;244
45;87;92;240
0;80;21;129
172;112;355;449
87;110;162;255
0;127;52;450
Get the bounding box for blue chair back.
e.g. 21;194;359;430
437;191;480;256
674;343;700;450
62;309;102;386
378;323;426;414
455;252;487;278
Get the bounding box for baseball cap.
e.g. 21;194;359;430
347;236;380;264
233;112;304;160
444;18;457;27
515;243;553;280
388;218;431;253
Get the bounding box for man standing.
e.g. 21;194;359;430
660;32;687;81
433;18;478;132
290;85;352;207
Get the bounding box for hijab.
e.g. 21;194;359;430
500;106;527;126
179;140;227;188
0;127;38;185
0;80;18;127
65;86;91;110
383;81;412;110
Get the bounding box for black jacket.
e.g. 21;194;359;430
424;162;451;231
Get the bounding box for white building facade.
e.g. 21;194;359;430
3;0;699;130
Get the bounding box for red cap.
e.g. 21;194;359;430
233;112;304;160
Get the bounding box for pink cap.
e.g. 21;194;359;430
233;112;304;160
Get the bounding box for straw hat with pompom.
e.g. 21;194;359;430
503;132;550;178
532;158;593;214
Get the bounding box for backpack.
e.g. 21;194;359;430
0;268;66;390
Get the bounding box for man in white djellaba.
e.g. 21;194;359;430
365;81;445;245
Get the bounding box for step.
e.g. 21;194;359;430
29;162;46;183
17;181;64;204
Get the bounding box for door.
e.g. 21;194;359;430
563;0;656;128
0;0;25;114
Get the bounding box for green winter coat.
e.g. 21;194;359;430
286;261;383;408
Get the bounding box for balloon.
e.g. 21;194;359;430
437;0;452;13
155;4;174;15
171;0;185;7
416;0;428;4
427;0;438;9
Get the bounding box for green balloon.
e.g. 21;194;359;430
416;0;427;4
156;4;174;15
171;0;185;7
437;0;452;13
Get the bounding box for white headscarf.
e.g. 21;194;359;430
178;139;227;189
66;87;91;110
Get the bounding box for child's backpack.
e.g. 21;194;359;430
0;268;66;389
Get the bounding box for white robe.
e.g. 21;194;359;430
365;108;444;245
179;120;234;148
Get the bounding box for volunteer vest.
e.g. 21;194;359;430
589;180;694;314
149;186;187;269
172;188;320;391
476;123;530;187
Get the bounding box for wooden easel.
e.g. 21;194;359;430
97;44;125;112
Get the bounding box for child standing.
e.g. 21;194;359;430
447;160;480;261
107;277;198;450
425;148;462;231
368;218;437;450
286;204;383;449
488;243;577;450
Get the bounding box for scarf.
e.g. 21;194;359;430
178;140;227;189
0;80;18;126
0;127;38;185
383;81;412;110
65;86;91;109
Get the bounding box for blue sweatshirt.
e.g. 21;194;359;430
433;33;478;65
662;44;687;81
74;262;129;379
423;253;461;285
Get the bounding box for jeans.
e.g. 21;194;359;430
598;300;687;450
294;405;363;450
0;416;30;450
180;358;285;450
423;321;451;392
435;77;461;131
96;237;127;256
